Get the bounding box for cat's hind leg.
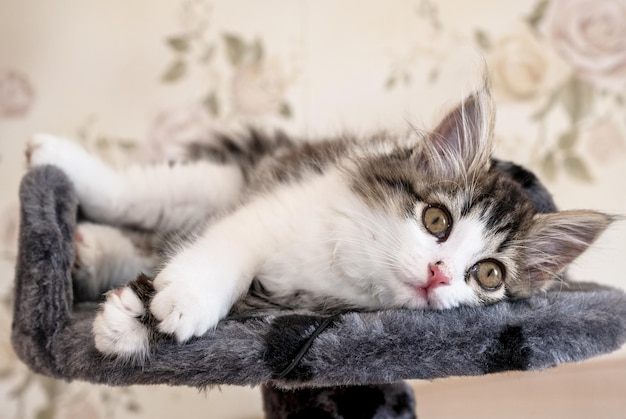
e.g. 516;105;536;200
27;133;245;232
72;222;157;301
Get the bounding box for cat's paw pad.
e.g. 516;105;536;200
93;287;150;360
150;273;222;343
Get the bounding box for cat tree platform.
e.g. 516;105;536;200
11;166;626;418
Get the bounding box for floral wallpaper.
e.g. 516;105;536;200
0;0;624;418
0;69;36;119
160;1;294;119
386;0;626;182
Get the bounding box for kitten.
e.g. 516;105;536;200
27;86;613;360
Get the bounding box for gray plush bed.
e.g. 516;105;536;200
11;166;626;418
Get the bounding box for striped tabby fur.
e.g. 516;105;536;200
26;84;613;360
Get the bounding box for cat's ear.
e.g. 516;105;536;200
421;85;495;177
523;210;614;286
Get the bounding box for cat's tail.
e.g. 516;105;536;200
93;274;163;362
184;127;295;169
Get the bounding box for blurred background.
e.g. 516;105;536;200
1;0;625;418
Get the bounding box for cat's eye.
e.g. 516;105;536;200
469;260;505;291
422;205;452;241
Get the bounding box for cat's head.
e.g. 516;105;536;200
346;86;613;310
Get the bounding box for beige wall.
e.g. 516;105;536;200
1;0;625;417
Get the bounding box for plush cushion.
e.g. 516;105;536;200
11;166;626;390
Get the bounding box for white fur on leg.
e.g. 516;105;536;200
150;245;236;342
93;287;150;360
148;193;292;342
27;134;123;221
73;223;156;300
26;133;245;232
146;172;354;342
116;161;244;231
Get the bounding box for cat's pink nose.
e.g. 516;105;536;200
427;263;450;289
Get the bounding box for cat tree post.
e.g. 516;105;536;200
261;382;416;419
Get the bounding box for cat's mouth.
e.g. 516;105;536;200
399;280;432;305
393;268;441;306
413;285;429;300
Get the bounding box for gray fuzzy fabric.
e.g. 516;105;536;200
11;166;626;418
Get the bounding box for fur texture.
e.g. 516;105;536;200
10;166;626;418
25;87;613;360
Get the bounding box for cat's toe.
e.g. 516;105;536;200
150;281;221;343
93;287;150;361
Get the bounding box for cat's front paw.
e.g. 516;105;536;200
93;286;150;360
150;268;228;343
